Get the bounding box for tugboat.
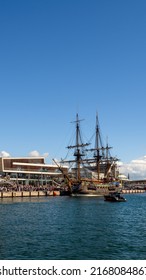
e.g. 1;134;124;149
104;192;126;202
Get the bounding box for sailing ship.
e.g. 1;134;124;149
53;113;121;196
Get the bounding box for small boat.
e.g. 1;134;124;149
104;192;126;202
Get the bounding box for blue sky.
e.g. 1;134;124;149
0;0;146;179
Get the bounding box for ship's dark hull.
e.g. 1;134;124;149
104;193;126;202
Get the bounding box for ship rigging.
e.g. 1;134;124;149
53;113;120;196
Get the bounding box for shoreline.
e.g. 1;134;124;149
0;189;145;198
122;189;145;194
0;190;60;198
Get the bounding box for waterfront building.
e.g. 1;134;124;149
0;157;68;187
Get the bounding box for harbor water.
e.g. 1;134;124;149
0;193;146;260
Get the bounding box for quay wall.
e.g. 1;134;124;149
0;190;60;198
122;189;145;194
0;189;145;198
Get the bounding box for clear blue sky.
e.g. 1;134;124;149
0;0;146;178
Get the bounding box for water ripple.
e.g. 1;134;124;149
0;194;146;259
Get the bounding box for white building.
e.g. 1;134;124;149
0;157;68;186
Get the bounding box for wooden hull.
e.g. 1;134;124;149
71;191;103;197
71;182;119;197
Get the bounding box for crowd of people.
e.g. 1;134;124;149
0;183;60;192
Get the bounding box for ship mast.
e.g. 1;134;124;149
87;113;105;180
87;113;113;181
67;113;89;181
61;113;118;183
104;139;112;179
94;113;102;179
74;113;81;180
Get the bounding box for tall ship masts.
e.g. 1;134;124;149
66;113;90;182
55;113;121;196
89;113;104;180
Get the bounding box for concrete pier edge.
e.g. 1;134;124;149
0;190;60;198
0;189;145;198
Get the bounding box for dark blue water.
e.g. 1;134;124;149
0;194;146;260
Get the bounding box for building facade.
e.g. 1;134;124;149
0;157;68;187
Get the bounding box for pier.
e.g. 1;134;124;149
0;190;60;198
0;189;145;198
122;189;145;194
